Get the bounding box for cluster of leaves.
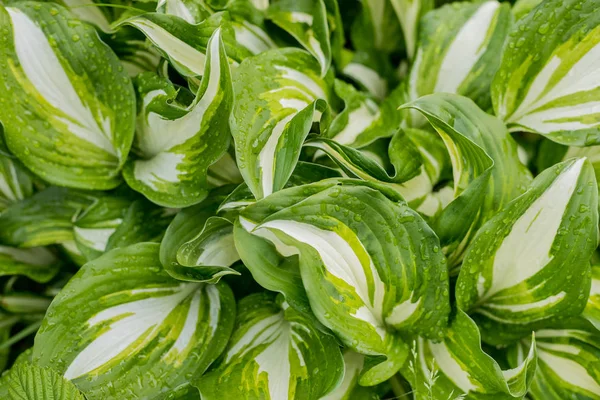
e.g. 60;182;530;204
0;0;599;398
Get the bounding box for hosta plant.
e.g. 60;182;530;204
0;0;599;399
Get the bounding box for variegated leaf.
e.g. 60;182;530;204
492;0;600;145
0;3;135;189
33;242;235;399
351;0;403;55
509;320;600;400
0;246;61;283
267;0;331;75
402;93;531;268
390;0;433;60
402;309;537;399
408;1;511;112
196;292;344;400
457;158;598;344
234;179;450;385
0;129;34;211
157;0;212;24
122;28;233;207
160;186;241;283
118;12;250;80
231;48;333;199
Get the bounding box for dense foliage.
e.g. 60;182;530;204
0;0;599;398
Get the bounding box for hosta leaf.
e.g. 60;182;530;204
402;309;537;400
340;53;391;101
196;292;344;400
267;0;331;75
157;0;212;24
160;186;240;283
0;246;61;283
492;0;600;145
0;2;135;189
33;242;235;399
584;265;600;330
231;48;333;199
402;93;531;268
5;363;85;400
509;320;600;400
119;12;250;79
326;80;406;149
390;0;434;60
122;28;233;207
456;158;598;344
408;1;511;112
235;179;450;385
350;0;403;55
0;130;34;212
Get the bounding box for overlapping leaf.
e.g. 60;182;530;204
402;310;537;400
197;292;344;400
122;28;234;207
235;179;450;385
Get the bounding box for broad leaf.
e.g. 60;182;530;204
0;246;61;283
5;363;85;400
267;0;331;75
33;242;235;399
402;93;531;268
0;3;135;189
350;0;403;55
122;28;234;207
408;1;511;112
402;309;537;399
492;0;600;145
231;48;333;199
457;158;598;344
509;320;600;400
235;179;450;385
196;292;344;400
320;351;367;400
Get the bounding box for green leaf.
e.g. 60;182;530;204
350;0;403;55
267;0;331;76
122;28;234;207
509;320;600;400
157;0;212;24
5;363;85;400
0;246;61;283
402;93;531;268
196;292;344;400
401;309;537;399
0;130;34;212
33;242;235;399
231;48;333;199
390;0;434;60
492;0;600;145
0;2;135;189
160;186;241;283
320;350;367;400
456;158;598;344
235;179;450;385
408;1;512;112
